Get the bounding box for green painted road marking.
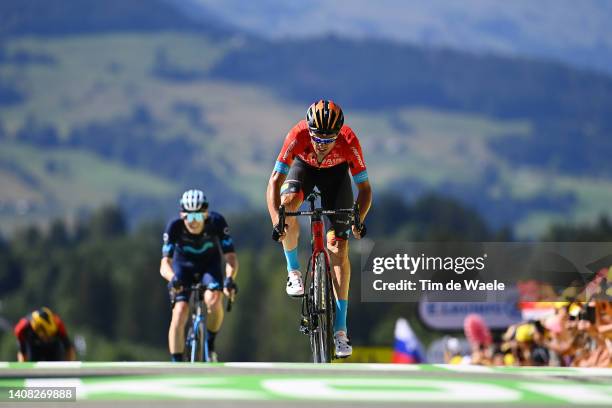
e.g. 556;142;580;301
2;363;612;405
0;363;612;406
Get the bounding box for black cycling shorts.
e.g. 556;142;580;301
23;338;66;361
169;267;223;307
281;158;354;239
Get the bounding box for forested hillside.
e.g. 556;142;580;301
0;193;512;361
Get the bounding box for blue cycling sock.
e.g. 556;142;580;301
334;299;348;333
171;353;182;362
284;247;300;273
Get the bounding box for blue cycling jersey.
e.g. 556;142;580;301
162;211;235;271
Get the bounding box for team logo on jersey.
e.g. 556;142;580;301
183;242;215;254
351;147;365;168
282;139;298;161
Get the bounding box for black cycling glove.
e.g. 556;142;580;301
272;223;285;241
224;276;238;294
168;275;183;290
356;223;367;238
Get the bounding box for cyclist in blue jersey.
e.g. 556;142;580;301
160;189;239;362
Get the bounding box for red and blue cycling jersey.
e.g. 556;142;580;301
274;120;369;184
14;314;71;355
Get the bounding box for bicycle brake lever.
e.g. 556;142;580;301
352;202;367;238
272;205;286;241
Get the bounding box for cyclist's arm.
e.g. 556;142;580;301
268;123;305;225
224;252;239;279
160;257;174;282
355;179;372;223
66;346;76;361
56;318;76;361
216;215;239;279
160;221;178;281
344;129;372;223
267;170;287;226
14;318;28;362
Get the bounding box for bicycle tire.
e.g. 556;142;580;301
313;252;333;363
308;257;321;363
184;324;193;362
192;320;206;362
325;269;336;361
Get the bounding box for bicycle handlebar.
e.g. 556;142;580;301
273;202;364;241
188;283;234;312
285;208;355;217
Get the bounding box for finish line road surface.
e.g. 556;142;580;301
1;362;611;407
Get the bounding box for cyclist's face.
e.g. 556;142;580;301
309;131;337;155
181;211;207;231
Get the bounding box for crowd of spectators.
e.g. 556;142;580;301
445;267;612;367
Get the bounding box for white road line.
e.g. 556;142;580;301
34;362;82;369
262;378;521;402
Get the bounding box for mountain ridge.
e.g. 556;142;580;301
189;0;612;75
1;1;611;236
0;0;232;38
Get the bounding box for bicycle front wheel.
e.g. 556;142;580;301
312;252;334;363
189;320;205;362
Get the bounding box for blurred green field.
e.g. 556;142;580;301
1;33;612;236
0;142;173;232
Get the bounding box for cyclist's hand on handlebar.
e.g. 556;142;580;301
352;223;367;239
168;275;183;291
223;276;238;300
272;222;287;242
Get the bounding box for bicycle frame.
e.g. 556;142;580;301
308;199;331;289
279;190;361;363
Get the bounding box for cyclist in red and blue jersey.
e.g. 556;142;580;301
266;100;372;358
14;307;76;362
161;189;239;362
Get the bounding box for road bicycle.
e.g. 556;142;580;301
277;190;362;363
183;282;233;363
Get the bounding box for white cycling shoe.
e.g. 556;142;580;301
334;331;352;358
286;270;305;297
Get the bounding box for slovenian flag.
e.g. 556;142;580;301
392;318;425;364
